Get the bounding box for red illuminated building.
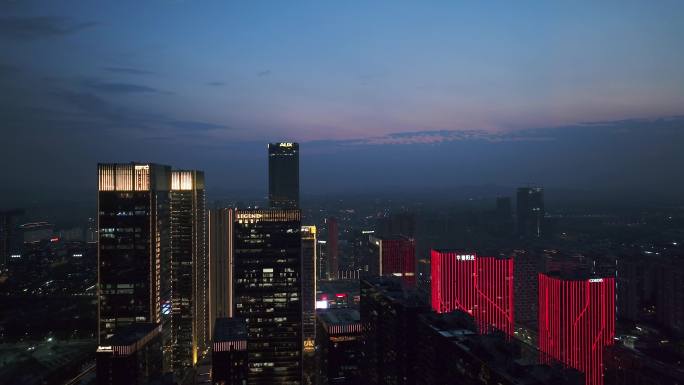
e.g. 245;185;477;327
370;236;416;285
475;256;514;336
327;217;339;275
538;273;615;385
430;250;514;336
430;250;476;314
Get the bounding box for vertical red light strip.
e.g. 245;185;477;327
538;273;615;385
474;256;514;337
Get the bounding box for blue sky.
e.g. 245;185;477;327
1;1;684;201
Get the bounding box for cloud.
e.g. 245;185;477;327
83;80;164;94
0;17;97;40
168;120;231;131
257;70;271;77
104;67;154;76
206;81;226;86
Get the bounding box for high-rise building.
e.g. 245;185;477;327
96;323;163;385
430;249;477;315
516;187;544;238
360;277;428;385
654;255;684;336
538;272;615;385
316;308;363;385
301;225;317;385
97;163;172;370
301;226;317;352
268;142;299;209
326;217;338;276
169;170;208;378
430;250;514;336
0;209;23;266
512;249;540;328
208;208;234;338
212;317;248;385
233;209;302;384
368;235;416;285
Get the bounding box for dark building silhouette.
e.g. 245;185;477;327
513;249;540;328
96;323;163;385
375;212;415;238
360;277;427;385
516;187;544;238
169;170;208;378
654;255;684;336
0;209;24;266
316;308;363;385
496;196;512;220
268;142;299;209
97;163;173;371
327;217;339;276
416;312;582;385
208;207;234;338
212;317;248;385
233;209;302;384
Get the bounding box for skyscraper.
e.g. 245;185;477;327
268;142;299;209
97;163;172;370
208;207;234;338
301;225;317;352
516;187;544;238
233;209;303;384
169;170;208;378
538;272;615;385
301;225;317;385
326;217;338;277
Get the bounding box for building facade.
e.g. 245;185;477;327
212;317;248;385
170;170;208;378
96;323;163;385
430;250;514;336
326;217;338;276
97;163;172;370
233;209;303;384
208;208;234;338
368;235;416;285
538;272;615;385
301;226;317;353
360;277;427;385
268;142;299;209
316;309;363;385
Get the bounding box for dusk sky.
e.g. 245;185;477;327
2;1;684;204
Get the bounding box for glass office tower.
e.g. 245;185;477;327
97;163;172;370
170;170;208;378
268;142;299;209
234;209;303;384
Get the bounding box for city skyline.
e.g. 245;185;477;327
2;2;684;385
